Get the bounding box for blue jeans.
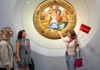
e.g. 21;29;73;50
66;55;76;70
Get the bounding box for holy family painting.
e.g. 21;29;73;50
33;0;76;39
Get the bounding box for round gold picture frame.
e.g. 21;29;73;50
33;0;76;39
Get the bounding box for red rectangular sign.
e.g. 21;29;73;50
80;24;91;34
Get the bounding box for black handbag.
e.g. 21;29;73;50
29;58;35;70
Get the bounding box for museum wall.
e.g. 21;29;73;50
0;0;100;70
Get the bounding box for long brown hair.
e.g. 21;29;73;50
67;30;77;39
17;30;25;40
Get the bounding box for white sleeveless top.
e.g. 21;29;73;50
67;39;79;55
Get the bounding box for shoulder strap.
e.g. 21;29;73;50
74;39;81;57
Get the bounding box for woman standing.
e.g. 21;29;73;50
58;30;81;70
0;27;14;70
16;30;32;70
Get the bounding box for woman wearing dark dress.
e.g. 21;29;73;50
16;30;32;70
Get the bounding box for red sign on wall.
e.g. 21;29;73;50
80;24;91;34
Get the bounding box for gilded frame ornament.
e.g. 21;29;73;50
33;0;76;39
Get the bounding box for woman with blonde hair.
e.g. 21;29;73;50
0;27;14;70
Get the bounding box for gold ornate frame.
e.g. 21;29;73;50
33;0;76;39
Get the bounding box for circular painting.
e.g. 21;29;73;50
33;0;76;39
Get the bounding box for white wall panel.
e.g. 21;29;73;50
0;0;100;70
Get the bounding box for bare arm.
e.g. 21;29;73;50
16;41;20;62
58;31;68;43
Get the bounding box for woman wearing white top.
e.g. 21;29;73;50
58;30;80;70
0;27;14;70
